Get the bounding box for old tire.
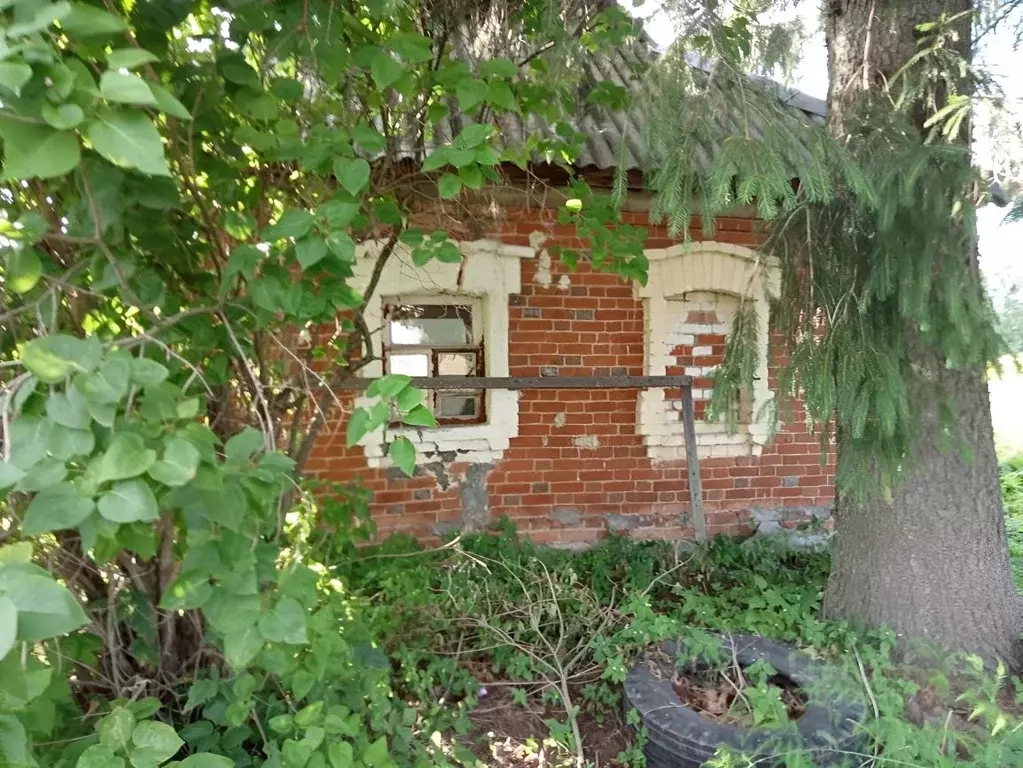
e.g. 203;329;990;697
623;635;866;768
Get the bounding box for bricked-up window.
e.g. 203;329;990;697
383;301;485;424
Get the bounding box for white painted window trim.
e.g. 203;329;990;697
350;239;533;467
636;242;779;460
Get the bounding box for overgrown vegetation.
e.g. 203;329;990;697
3;0;1023;766
1000;454;1023;588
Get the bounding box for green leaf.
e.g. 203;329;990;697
487;79;517;111
15;457;67;493
257;596;308;644
85;400;116;428
346;408;371;447
7;1;70;36
262;209;314;241
455;78;488;110
269;714;293;733
100;707;136;749
159;574;212;611
456;123;495;147
422;148;449;172
0;462;25;489
475;145;501;165
0;61;31;96
0;563;87;640
76;355;131;403
459;164;483;189
363;736;389;767
395;386;425;412
295;235;328;269
19;335;101;383
0;120;80;180
98;479;159;523
223;244;263;289
370;50;403;89
147;82;190;120
130;357;168;386
319;199;361;228
98;433;156;484
148;436;200;487
438;173;461;199
271;77;304;100
183;679;218;713
388;436;416;477
223;624;263;669
391;32;433;63
328;741;354;768
87;110;170;176
224;426;263;461
130;721;183;768
480;58;520;78
99;71;158;106
448;148;475;168
106;48;159;70
60;3;127;36
46;390;90;429
334;157;371;195
178;755;235;768
0;714;31;767
0;597;16;662
77;744;125;768
373;198;403;225
0;543;32;565
326;231;355;262
21;483;94;535
42;102;85;130
6;247;42;293
402;404;439;427
351;123;385;154
366;374;412;400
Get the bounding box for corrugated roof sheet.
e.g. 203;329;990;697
430;24;826;174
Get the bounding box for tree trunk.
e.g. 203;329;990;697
821;0;1022;665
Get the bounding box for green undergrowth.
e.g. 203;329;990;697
1001;454;1023;589
327;522;1023;768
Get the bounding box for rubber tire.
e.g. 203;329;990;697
623;635;867;768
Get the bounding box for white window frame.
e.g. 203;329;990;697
636;242;778;460
350;239;532;467
382;295;486;424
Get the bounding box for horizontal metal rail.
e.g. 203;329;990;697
336;374;693;390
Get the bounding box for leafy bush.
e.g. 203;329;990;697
1000;455;1023;588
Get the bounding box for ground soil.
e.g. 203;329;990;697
462;686;631;768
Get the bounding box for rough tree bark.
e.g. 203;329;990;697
821;0;1022;666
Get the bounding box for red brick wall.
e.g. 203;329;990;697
306;206;836;544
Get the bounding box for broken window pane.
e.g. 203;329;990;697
438;352;476;376
437;392;480;418
388;353;429;377
388;304;472;346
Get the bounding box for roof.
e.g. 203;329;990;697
431;16;828;176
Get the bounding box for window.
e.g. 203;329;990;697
383;301;485;424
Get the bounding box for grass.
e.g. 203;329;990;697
330;527;1023;768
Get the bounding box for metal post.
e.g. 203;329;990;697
680;381;707;542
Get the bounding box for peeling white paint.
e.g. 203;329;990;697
535;248;553;288
557;274;571;292
553;412;567;429
573;435;600;449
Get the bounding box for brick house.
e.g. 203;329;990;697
306;43;837;545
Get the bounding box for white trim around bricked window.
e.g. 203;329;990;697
350;239;533;468
636;242;778;460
